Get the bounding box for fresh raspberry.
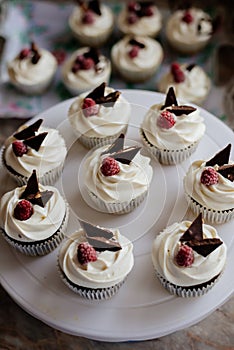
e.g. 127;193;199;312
128;45;140;58
182;11;193;24
200;167;219;186
12;140;28;157
14;200;33;221
171;62;180;74
175;244;194;267
77;242;97;264
157;111;176;129
101;157;120;176
82;10;95;24
75;55;85;65
82;98;99;117
19;48;30;60
127;12;138;24
171;62;185;83
71;63;81;73
81;57;95;70
127;1;140;12
142;5;154;16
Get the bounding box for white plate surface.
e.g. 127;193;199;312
0;90;233;342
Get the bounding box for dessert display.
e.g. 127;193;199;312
68;82;131;149
158;62;211;105
58;219;134;300
68;0;114;47
165;7;214;55
7;41;58;95
151;213;227;297
2;118;67;186
111;35;163;83
117;1;162;37
0;170;69;256
140;87;206;164
61;47;111;95
184;144;234;224
84;133;153;214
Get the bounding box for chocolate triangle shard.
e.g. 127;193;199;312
187;238;223;257
14;119;43;140
79;220;122;252
218;164;234;182
88;0;101;16
186;63;196;71
167;105;196;116
84;47;100;65
111;146;141;165
86;82;106;100
129;38;145;49
161;87;178;110
102;133;125;155
24;132;48;151
206;144;231;167
86;82;120;107
180;213;203;242
20;170;53;208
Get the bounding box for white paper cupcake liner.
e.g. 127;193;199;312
1;203;69;256
88;189;148;214
155;270;221;298
139;128;198;165
185;193;234;224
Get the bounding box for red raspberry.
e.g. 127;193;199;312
19;48;30;60
82;98;99;117
182;11;193;24
142;6;154;17
77;242;97;265
101;157;120;176
171;62;185;83
14;200;33;221
171;62;180;74
200;167;219;186
127;12;138;24
157;111;176;129
82;10;95;24
75;55;85;65
12;140;28;157
127;1;140;12
128;45;140;58
81;57;95;70
71;63;81;73
175;244;194;267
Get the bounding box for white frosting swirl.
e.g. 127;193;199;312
111;35;163;72
62;48;111;93
69;4;114;37
117;6;162;37
0;185;66;241
84;144;153;202
141;103;206;150
184;160;234;210
59;228;134;289
4;126;67;177
68;87;131;137
152;220;227;287
158;64;211;104
7;48;57;86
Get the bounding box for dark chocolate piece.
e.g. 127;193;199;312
218;164;234;182
31;41;41;64
206;144;231;167
187;238;223;257
111;146;141;165
88;0;101;16
180;213;203;242
101;133;125;155
83;47;100;65
20;170;53;208
161;87;178;109
86;82;106;101
14;119;43;140
86;82;120;107
167;105;196;116
129;38;145;49
186;63;196;71
24;132;48;151
79;220;122;252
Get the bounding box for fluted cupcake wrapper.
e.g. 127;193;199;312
185;193;234;224
139;129;199;165
155;270;221;298
88;189;148;214
1;202;69;256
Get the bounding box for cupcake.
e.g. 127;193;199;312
184;144;234;224
68;0;114;47
117;1;162;38
2;118;67;186
83;133;153;214
140;87;206;165
7;41;57;95
111;35;163;83
0;170;69;256
158;62;211;105
152;213;227;297
61;47;111;96
68;82;131;149
165;7;214;55
58;220;134;300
